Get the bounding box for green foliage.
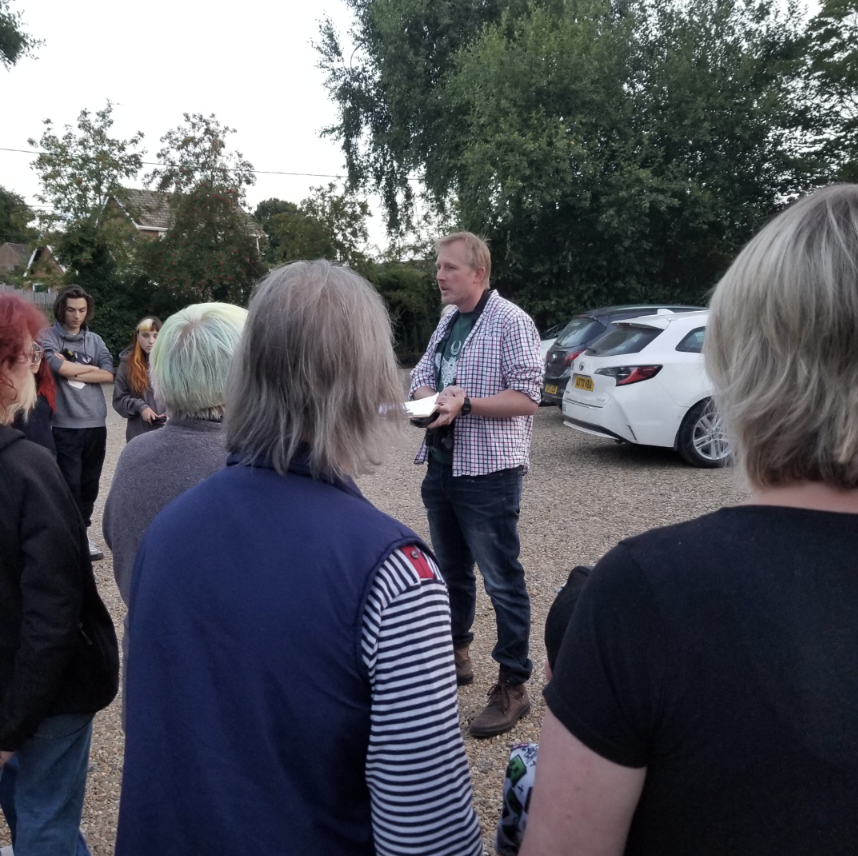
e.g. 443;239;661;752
255;184;371;272
142;114;265;308
143;184;266;306
0;0;40;69
366;260;439;364
146;113;255;203
319;0;841;327
54;223;152;358
0;185;36;243
255;197;336;264
317;0;529;231
28;102;144;230
806;0;858;179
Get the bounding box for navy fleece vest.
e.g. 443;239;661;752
117;452;432;856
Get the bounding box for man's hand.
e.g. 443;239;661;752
433;386;466;427
0;750;14;768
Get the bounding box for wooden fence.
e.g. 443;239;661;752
0;283;53;306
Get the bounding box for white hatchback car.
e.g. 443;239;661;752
561;310;729;467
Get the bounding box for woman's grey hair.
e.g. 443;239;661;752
705;183;858;489
225;260;403;479
150;302;248;421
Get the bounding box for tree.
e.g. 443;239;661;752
143;114;264;306
0;185;36;244
806;0;858;180
255;184;371;272
319;0;831;326
26;103;147;348
146;113;254;201
316;0;528;231
0;0;40;69
144;185;265;306
28;102;144;230
370;260;438;363
255;198;335;264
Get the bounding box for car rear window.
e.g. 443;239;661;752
555;317;605;348
675;326;706;353
586;325;662;356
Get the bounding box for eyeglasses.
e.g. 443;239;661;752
29;343;44;365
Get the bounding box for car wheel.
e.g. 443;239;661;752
677;400;730;468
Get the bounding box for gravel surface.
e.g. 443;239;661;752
2;384;748;854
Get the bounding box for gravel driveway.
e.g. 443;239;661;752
1;386;747;854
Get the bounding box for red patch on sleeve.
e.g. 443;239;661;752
399;546;434;580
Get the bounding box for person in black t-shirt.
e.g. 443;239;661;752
521;184;858;856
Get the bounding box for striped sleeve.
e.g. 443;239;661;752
361;546;483;856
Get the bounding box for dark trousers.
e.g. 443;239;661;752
421;458;532;684
53;427;107;529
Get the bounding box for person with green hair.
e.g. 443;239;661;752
103;302;248;718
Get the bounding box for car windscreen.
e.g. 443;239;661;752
586;325;662;356
555;317;605;349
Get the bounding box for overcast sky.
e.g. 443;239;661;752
0;0;392;243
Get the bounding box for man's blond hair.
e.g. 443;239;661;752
436;232;491;289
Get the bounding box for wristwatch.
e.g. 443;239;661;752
461;396;472;416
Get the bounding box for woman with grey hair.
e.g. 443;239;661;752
521;185;858;856
115;261;482;856
103;302;247;702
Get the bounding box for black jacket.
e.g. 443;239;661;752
0;425;119;750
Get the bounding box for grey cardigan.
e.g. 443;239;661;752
112;348;166;443
103;417;227;722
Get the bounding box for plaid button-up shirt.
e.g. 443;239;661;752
409;291;543;476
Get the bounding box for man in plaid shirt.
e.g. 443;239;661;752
410;232;543;737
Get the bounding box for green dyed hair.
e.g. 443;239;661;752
150;302;247;420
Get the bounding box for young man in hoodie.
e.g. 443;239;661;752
41;286;114;560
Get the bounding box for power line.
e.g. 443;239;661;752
0;145;422;182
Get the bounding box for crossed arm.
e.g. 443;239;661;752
54;352;114;383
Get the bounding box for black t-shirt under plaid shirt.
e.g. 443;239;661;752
430;311;475;465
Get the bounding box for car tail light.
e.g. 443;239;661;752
595;365;662;385
562;347;587;367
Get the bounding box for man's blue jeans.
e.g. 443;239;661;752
421;458;532;684
0;714;93;856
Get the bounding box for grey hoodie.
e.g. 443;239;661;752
40;321;114;429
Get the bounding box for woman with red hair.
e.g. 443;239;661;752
0;293;118;855
113;316;165;443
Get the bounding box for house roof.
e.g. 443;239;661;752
114;188;263;236
1;243;31;261
120;188;172;231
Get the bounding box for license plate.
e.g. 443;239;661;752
573;375;594;391
544;384;558;395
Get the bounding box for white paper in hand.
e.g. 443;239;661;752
403;394;439;418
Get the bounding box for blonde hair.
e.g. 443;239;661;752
150;303;247;420
225;260;403;479
0;370;37;426
436;232;491;289
705;184;858;489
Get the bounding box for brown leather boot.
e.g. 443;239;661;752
469;678;530;738
454;646;474;686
